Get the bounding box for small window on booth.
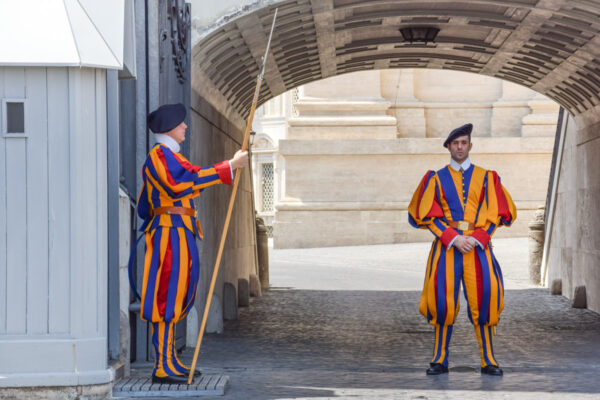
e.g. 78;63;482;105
4;101;25;134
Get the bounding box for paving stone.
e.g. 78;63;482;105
112;375;228;397
122;239;600;399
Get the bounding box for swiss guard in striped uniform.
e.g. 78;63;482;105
408;123;516;376
133;103;248;384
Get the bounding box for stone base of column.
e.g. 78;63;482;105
0;381;112;400
0;337;112;388
389;104;426;138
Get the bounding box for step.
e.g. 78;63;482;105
112;374;228;398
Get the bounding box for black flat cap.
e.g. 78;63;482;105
443;123;473;148
147;103;186;133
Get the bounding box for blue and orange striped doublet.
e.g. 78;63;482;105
408;164;516;367
137;143;232;324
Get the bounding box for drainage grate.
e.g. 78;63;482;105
113;375;228;398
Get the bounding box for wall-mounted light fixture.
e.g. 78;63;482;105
399;27;440;44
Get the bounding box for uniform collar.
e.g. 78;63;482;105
154;134;180;153
449;157;471;172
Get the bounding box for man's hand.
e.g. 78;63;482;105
229;150;248;169
453;235;476;254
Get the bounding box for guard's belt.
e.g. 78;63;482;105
448;221;475;231
153;206;195;217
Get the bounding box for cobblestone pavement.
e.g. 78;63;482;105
125;238;600;399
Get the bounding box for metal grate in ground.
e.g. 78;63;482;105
112;374;228;397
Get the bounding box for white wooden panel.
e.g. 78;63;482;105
0;66;112;386
69;68;98;335
95;69;107;336
0;68;7;333
68;67;84;335
4;67;27;334
5;138;27;334
47;68;71;334
0;337;111;385
3;68;25;97
25;68;49;334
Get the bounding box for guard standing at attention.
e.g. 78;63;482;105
408;123;516;376
133;103;248;384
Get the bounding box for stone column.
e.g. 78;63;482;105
256;218;270;290
118;189;132;377
522;93;560;137
528;206;545;285
288;71;397;139
380;69;426;138
491;80;533;137
413;69;500;138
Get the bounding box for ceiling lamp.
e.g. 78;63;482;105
399;27;440;44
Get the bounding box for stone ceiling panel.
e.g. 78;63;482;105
192;0;600;120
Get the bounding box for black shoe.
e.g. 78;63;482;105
481;365;503;376
151;374;189;384
184;369;201;378
426;363;449;375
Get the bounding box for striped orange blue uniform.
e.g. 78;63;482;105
136;143;232;378
408;164;516;368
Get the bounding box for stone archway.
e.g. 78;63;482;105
189;0;600;313
191;0;600;121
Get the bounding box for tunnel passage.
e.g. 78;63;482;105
190;0;600;314
192;0;600;123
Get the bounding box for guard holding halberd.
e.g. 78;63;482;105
132;103;247;384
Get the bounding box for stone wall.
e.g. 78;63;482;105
275;137;553;248
546;111;600;314
189;93;258;334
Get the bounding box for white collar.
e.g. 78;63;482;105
450;157;471;172
154;134;181;153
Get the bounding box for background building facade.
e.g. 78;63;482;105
253;69;559;248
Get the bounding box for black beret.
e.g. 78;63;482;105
443;123;473;148
147;103;186;133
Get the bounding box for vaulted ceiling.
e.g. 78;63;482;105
192;0;600;120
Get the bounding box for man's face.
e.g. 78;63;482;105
165;121;187;144
448;134;472;163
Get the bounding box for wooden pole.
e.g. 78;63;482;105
188;8;278;384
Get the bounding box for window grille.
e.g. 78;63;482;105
261;163;274;212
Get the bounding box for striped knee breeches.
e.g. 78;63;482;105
140;226;200;377
423;243;504;368
140;226;200;323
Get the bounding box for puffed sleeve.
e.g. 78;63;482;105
144;145;232;200
408;171;459;247
470;171;517;247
